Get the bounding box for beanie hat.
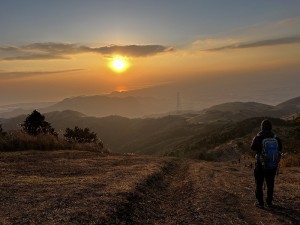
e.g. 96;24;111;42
261;119;272;131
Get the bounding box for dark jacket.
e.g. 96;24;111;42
251;130;282;156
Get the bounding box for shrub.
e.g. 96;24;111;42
0;127;107;153
64;126;99;144
0;130;68;151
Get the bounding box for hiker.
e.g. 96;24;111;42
250;119;282;208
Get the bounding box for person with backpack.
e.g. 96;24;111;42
251;119;282;208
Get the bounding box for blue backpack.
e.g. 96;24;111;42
260;137;279;169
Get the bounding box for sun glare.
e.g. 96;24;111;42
110;56;129;73
116;85;128;93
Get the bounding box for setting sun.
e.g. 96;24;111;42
110;56;129;73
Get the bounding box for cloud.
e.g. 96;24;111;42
0;69;83;80
91;45;174;57
3;54;69;61
204;36;300;51
192;38;240;50
0;42;174;60
0;46;20;52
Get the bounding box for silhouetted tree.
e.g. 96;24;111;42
64;126;99;144
21;110;57;136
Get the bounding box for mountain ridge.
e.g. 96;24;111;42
1;96;300;157
1;94;300;119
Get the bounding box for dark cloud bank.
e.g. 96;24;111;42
0;43;174;61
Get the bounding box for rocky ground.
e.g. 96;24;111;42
0;151;299;225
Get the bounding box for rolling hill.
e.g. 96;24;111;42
0;102;55;119
0;95;174;119
186;101;275;124
1;96;300;159
1;111;198;154
1;92;300;120
273;96;300;116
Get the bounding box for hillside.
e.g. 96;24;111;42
1;151;299;224
0;102;55;119
0;111;194;154
1;93;299;119
0;108;32;119
43;95;174;118
1;96;300;159
274;96;300;116
171;117;298;160
1;110;300;160
187;102;274;124
0;95;173;119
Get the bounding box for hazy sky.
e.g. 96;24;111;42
1;0;300;105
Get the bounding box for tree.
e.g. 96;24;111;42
21;110;57;136
64;126;99;144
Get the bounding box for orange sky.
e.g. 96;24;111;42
1;1;300;105
1;41;300;105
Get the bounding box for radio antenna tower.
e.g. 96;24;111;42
177;92;181;113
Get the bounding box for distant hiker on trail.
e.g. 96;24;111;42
251;119;282;209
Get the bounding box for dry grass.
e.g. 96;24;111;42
0;151;171;225
0;151;299;225
279;154;300;167
189;160;300;225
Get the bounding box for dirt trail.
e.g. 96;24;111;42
1;152;299;225
108;159;300;225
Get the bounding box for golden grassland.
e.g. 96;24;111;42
0;151;299;225
0;151;171;224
